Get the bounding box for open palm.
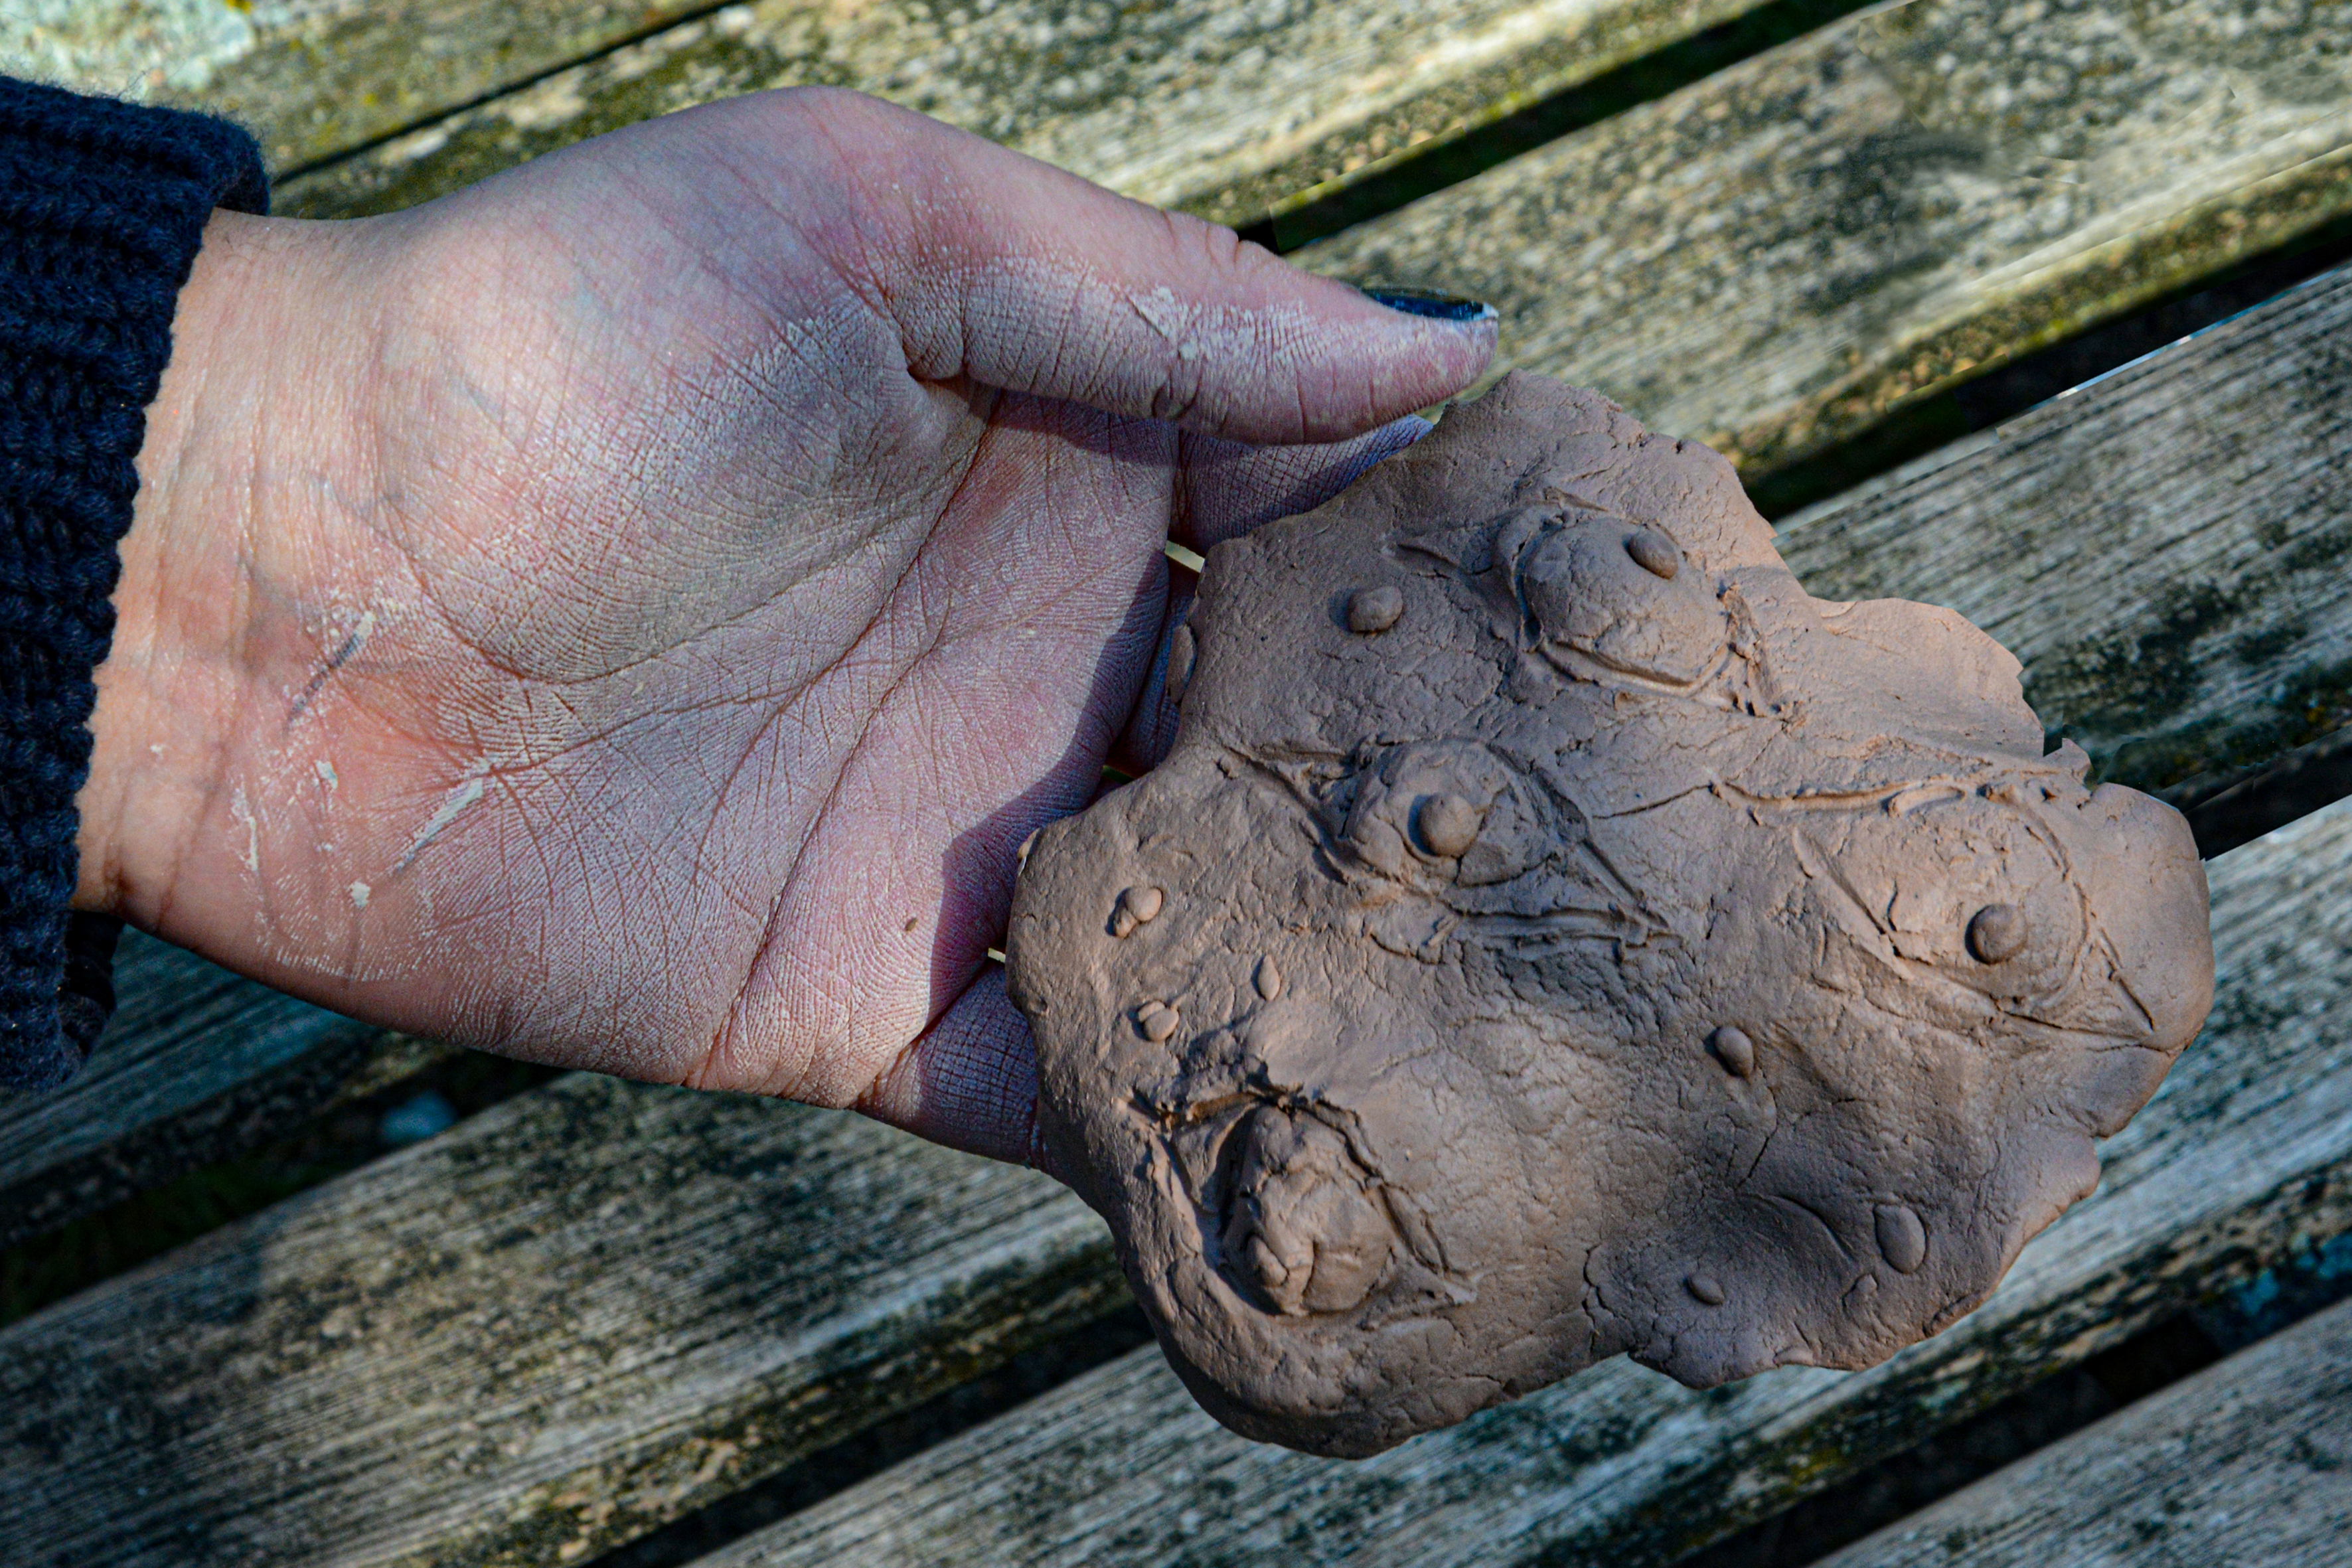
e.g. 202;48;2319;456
80;88;1493;1161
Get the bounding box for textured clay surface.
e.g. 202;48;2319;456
1003;374;2215;1458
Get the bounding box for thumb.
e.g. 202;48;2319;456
856;965;1046;1170
722;88;1497;444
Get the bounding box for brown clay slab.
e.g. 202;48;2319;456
1008;372;2212;1455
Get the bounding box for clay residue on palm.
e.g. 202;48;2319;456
1004;372;2213;1458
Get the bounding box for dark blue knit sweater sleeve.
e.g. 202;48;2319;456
0;78;266;1091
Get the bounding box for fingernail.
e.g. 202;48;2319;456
1360;285;1496;325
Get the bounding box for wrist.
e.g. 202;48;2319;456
75;210;341;925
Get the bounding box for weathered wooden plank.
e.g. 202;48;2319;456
0;929;447;1252
264;0;1784;226
1815;1295;2352;1567
1296;0;2352;479
0;1;721;173
625;798;2352;1568
0;1073;1120;1568
1770;260;2352;807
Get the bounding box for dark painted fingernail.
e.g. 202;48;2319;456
1360;285;1496;324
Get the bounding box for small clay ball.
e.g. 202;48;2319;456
1347;585;1405;634
1967;902;2029;963
1626;527;1681;579
1707;1026;1757;1078
1110;884;1164;939
1875;1204;1929;1274
1415;793;1482;858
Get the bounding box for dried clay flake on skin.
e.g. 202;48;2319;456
1004;372;2215;1458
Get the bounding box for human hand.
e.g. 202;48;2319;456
75;88;1493;1162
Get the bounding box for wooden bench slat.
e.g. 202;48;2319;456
0;1;716;174
654;797;2352;1568
261;0;1780;228
1816;1294;2352;1567
1770;262;2352;805
0;929;439;1252
0;1079;1118;1568
1294;0;2352;479
1;227;2345;1568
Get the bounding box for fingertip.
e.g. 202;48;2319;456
1197;268;1495;445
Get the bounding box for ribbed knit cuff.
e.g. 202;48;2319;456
0;78;267;1091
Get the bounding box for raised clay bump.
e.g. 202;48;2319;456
1966;902;2028;963
1347;585;1405;634
1415;793;1483;858
1111;884;1166;939
1005;373;2214;1457
1221;1109;1395;1316
1626;526;1681;580
1876;1204;1930;1275
1708;1025;1757;1079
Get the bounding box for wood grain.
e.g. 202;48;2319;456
0;1;722;172
155;0;1788;228
646;799;2352;1568
1772;261;2352;805
0;1076;1119;1568
1296;0;2352;479
0;929;445;1251
1816;1295;2352;1567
